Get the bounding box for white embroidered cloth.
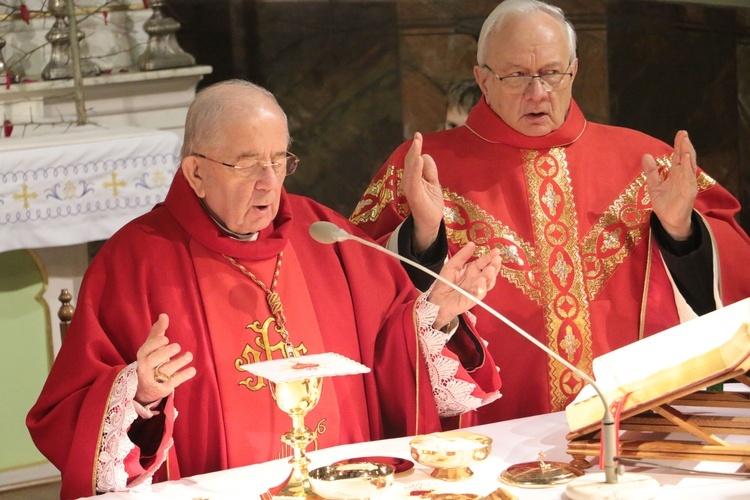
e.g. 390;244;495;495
0;125;181;252
240;352;370;383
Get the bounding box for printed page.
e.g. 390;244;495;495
571;298;750;405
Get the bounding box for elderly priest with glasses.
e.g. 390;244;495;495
26;79;503;499
351;0;750;425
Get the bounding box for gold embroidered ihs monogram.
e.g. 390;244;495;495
234;316;308;391
223;252;308;390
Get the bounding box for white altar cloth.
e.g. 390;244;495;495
81;409;750;500
0;125;181;253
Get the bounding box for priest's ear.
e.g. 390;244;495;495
182;155;207;199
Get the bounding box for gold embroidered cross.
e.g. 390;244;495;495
542;183;561;214
552;252;572;283
601;228;622;251
560;326;580;360
103;172;126;196
13;183;38;209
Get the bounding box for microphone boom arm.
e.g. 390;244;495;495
310;221;619;484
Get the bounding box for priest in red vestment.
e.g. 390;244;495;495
351;0;750;425
26;80;502;499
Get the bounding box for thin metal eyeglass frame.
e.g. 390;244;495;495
483;64;573;94
191;152;299;176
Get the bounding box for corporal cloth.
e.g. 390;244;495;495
26;171;500;499
351;98;750;423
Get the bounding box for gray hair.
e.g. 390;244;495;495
181;79;290;159
477;0;577;66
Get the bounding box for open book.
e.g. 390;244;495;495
565;297;750;435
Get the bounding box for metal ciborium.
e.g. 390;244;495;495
269;376;324;497
409;431;492;481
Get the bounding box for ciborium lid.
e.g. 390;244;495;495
499;450;584;488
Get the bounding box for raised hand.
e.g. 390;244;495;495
642;130;698;240
403;132;445;253
134;314;196;406
428;243;503;329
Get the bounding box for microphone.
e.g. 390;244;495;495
309;221;660;497
308;221;351;244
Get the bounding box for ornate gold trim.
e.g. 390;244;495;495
580;174;650;300
444;191;541;304
697;170;718;191
522;148;593;411
350;164;408;225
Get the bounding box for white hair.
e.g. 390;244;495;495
476;0;577;66
181;79;290;159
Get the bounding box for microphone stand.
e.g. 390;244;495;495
309;222;660;499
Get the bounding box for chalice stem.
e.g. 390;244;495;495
268;377;323;497
277;417;317;497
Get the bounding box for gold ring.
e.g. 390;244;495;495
658;166;669;182
154;361;170;384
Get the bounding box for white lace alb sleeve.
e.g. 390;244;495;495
95;362;173;493
415;292;501;417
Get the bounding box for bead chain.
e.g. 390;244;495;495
223;252;297;358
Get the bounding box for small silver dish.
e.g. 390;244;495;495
308;462;395;499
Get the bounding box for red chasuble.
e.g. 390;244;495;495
351;98;750;424
27;172;500;499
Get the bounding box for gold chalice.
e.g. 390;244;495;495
269;376;324;497
240;353;371;498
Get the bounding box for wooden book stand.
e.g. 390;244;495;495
566;368;750;470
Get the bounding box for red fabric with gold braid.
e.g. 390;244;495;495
26;171;501;499
351;98;750;424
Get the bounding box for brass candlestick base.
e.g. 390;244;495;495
269;377;323;498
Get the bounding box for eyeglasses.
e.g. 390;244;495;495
483;65;573;94
191;151;299;179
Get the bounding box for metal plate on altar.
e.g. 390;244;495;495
499;460;584;488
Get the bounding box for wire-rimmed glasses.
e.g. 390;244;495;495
483;65;573;94
191;151;299;179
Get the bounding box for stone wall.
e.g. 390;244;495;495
171;0;750;230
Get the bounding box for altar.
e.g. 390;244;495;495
0;125;181;489
79;408;750;499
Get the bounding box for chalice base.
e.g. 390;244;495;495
430;466;474;481
264;469;323;499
